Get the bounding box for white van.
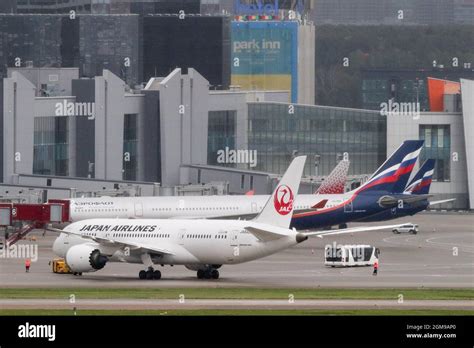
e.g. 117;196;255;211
325;244;379;267
392;224;419;234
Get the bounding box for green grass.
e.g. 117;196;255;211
0;309;473;316
0;288;473;300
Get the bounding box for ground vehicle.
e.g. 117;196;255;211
325;244;380;267
392;223;418;234
51;258;72;274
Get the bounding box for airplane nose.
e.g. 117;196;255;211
52;234;65;257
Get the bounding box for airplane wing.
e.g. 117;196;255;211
429;198;456;206
302;223;406;238
45;226;174;255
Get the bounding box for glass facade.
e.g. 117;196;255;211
362;77;428;111
123;113;138;181
248;103;386;176
419;125;450;181
361;69;474;112
33;116;68;176
208;110;236;166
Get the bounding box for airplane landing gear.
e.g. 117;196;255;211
197;267;219;280
139;267;161;280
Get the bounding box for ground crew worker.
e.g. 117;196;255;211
373;260;378;276
25;258;31;273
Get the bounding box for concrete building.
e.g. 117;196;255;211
386;78;474;210
2;67;472;209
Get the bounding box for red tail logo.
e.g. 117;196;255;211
274;185;294;215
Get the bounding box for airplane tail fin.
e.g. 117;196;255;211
254;156;306;229
315;159;350;194
404;159;436;195
356;140;424;194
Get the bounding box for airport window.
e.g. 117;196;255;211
33;116;69;176
419;125;450;181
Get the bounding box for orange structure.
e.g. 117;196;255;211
427;78;461;112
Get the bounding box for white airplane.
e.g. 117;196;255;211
66;160;349;222
50;156;405;280
63;140;428;230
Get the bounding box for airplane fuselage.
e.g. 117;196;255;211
53;219;301;269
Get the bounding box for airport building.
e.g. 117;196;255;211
361;68;474;111
2;67;473;209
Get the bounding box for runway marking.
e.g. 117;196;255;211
425;236;474;253
382;232;474;253
0;299;472;310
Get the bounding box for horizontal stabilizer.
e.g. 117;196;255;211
378;194;432;208
244;226;288;242
303;223;407;238
312;199;328;209
429;198;456;206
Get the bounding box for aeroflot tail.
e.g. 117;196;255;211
404;159;436;195
354;140;424;194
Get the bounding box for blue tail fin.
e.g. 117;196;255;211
356;140;424;194
404;159;436;195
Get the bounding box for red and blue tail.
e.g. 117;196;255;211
355;140;424;194
404;159;435;195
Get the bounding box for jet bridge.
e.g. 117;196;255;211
0;200;70;246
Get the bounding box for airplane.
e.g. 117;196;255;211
65;141;425;230
289;140;425;229
49;156;406;280
357;159;456;222
314;158;350;194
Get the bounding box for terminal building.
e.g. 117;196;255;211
1;67;473;209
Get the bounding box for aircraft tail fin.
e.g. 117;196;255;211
405;159;436;195
315;159;350;194
254;156;306;229
356;140;424;194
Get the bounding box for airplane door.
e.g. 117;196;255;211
135;203;143;217
228;230;240;262
229;230;239;247
344;200;353;213
177;229;186;245
251;202;258;213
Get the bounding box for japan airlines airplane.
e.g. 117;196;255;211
50;156;405;280
66;140;425;229
357;159;456;222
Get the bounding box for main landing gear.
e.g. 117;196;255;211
197;268;219;280
138;267;161;280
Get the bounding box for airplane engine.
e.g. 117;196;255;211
65;244;108;273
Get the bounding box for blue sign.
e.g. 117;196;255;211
235;0;279;15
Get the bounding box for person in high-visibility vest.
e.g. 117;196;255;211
25;259;31;273
373;260;378;276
